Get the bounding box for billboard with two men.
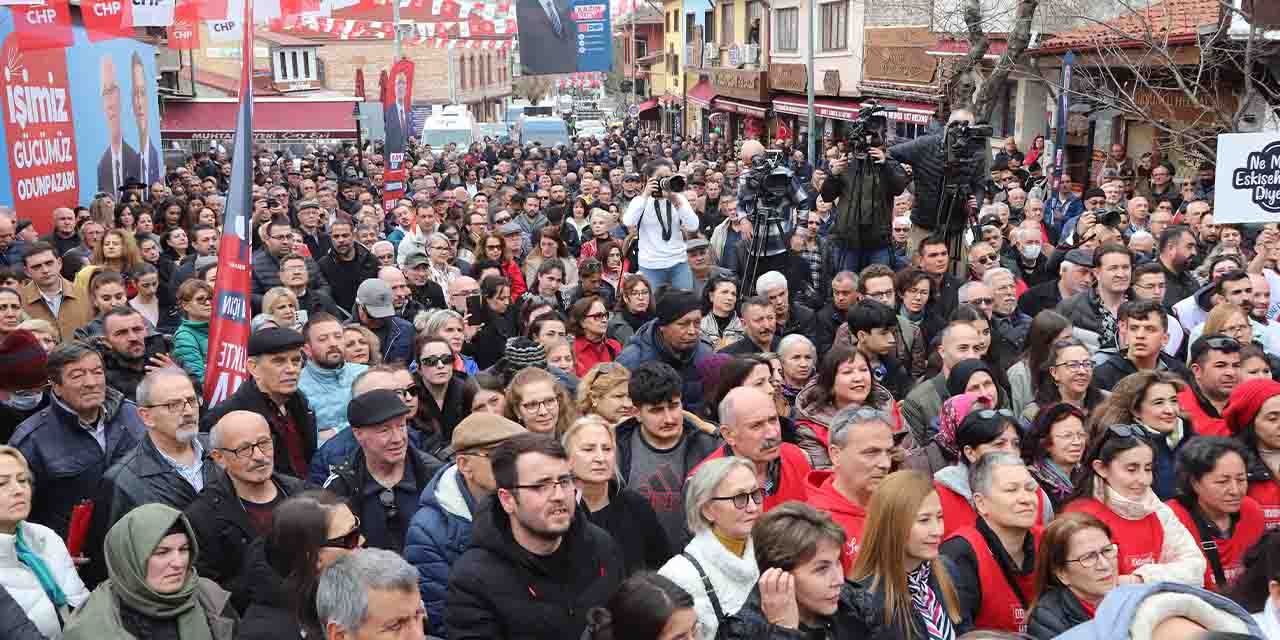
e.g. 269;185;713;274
517;0;611;75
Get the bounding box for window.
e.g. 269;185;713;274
471;55;478;89
461;56;468;90
686;13;696;43
775;7;798;51
705;10;715;43
820;1;848;51
721;2;734;45
273;48;317;83
635;39;648;58
991;81;1017;137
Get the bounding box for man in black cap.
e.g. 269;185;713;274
322;388;444;553
616;289;714;413
201;327;317;479
1017;247;1096;319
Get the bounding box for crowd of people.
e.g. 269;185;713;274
1;112;1280;640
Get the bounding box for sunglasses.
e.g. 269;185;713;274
323;516;364;549
1105;424;1150;442
974;409;1015;420
419;354;453;368
380;489;400;522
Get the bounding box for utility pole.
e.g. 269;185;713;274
805;0;815;163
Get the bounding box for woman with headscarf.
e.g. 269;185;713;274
903;392;989;475
63;503;237;640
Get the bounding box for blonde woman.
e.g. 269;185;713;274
563;415;671;575
576;362;634;425
505;367;577;437
262;286;303;331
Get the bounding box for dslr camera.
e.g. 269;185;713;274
654;174;687;196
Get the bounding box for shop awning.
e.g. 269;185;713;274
161;99;359;141
711;97;768;118
687;80;714;108
636;98;659;112
771;95;937;125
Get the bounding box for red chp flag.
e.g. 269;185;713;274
204;4;254;406
167;0;200;49
11;0;74;51
83;0;134;42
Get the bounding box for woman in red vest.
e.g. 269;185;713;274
1223;378;1280;531
1062;424;1206;586
940;452;1043;634
1167;436;1265;591
935;409;1054;537
1026;512;1120;639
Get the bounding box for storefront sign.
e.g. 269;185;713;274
863;26;937;84
168;130;357;141
768;63;806;93
711;67;768;102
822;70;841;95
1131;85;1236;125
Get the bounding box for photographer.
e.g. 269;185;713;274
621;158;700;290
889;108;991;256
737;142;803;290
818;126;908;273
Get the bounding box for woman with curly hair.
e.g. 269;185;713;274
794;345;899;469
576;362;634;425
1089;370;1189;500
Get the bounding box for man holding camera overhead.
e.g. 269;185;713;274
819;109;909;275
889;107;992;260
622;158;700;291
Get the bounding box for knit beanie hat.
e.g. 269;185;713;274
504;337;547;374
656;289;701;327
0;330;48;391
1224;378;1280;435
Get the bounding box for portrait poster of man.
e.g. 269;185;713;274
517;0;578;75
383;60;415;156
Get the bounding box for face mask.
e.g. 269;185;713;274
5;389;42;411
1021;244;1042;260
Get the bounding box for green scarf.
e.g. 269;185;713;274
66;504;213;640
14;523;67;609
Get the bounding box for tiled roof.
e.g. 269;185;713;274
1036;0;1221;53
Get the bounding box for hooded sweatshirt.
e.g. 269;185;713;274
804;469;867;572
1055;582;1263;640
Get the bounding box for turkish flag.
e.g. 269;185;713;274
83;0;135;41
167;0;200;49
280;0;321;17
11;0;74;51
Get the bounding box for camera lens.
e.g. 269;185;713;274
659;175;686;193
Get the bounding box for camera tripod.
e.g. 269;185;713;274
738;201;789;297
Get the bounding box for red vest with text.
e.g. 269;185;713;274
1248;480;1280;531
937;482;1050;537
1167;496;1266;590
1064;498;1164;575
948;526;1042;633
691;443;813;511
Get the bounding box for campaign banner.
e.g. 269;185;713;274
130;0;175;26
516;0;609;75
203;7;254;406
167;0;200;48
382;58;414;213
1217;132;1280;224
12;0;74;50
83;0;135;41
0;18;161;233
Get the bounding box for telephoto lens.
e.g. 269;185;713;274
658;174;686;194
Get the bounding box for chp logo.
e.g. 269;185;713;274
1232;141;1280;213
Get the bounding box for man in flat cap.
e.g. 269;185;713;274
201;327;317;479
296;199;333;258
323;388;443;553
404;412;526;636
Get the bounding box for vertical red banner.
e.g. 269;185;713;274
82;0;134;42
11;0;75;51
382;58;414;213
0;37;79;231
167;0;200;50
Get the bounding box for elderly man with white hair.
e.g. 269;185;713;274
317;549;426;640
754;270;815;338
985;267;1032;370
1011;223;1052;287
371;240;396;268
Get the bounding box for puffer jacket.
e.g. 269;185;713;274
0;520;90;640
1027;585;1092;639
839;559;974;640
1054;582;1263;640
445;492;624;640
305;417;434;485
404;464;480;637
171;318;209;387
10;388;146;537
792;381;896;469
616;319;715;413
719;585;839;640
297;361;369;433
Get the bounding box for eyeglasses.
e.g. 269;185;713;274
323;516;364;549
585;311;609;321
493;216;512;224
1052;360;1094;372
419;354;453;368
217;437;274;459
710;488;764;510
145;396;202;413
520;397;558;413
974;254;997;265
398;385;419;399
974;409;1016;420
511;474;575;497
966;297;995;307
905;287;930;298
1066;543;1119;569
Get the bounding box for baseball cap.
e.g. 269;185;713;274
402;250;430;269
356;279;396;318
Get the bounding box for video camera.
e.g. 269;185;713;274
943;120;994;164
743;149;795;201
846;101;895;158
